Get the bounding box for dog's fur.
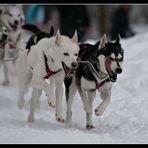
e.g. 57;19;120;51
64;34;124;129
26;27;54;49
0;5;41;85
16;30;79;123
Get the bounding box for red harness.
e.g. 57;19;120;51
27;48;61;79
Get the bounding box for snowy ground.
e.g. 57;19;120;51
0;27;148;144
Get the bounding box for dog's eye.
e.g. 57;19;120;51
9;13;12;17
75;53;78;56
63;53;69;56
4;29;7;32
18;14;21;17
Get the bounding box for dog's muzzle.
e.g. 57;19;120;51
62;61;78;78
71;62;78;69
105;58;117;82
115;67;122;74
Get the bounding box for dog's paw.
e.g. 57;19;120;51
56;117;65;123
56;114;65;123
28;114;34;122
95;107;105;116
86;124;95;130
48;100;56;108
17;99;24;110
2;80;9;86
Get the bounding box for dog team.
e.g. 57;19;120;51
0;5;124;129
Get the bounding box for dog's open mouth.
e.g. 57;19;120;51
9;22;18;30
62;62;76;78
105;58;117;82
107;68;117;82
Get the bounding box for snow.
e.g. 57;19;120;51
0;27;148;144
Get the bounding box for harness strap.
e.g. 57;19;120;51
96;78;110;89
80;60;110;89
28;52;62;79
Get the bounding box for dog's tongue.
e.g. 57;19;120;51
105;58;117;82
62;62;73;78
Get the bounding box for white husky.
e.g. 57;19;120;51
16;30;79;123
0;5;39;85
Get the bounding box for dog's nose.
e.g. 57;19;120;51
115;68;122;74
14;20;19;25
71;62;78;69
2;34;8;40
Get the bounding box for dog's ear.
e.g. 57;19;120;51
99;34;108;49
55;29;61;46
115;34;121;44
71;30;78;43
49;26;54;37
3;6;9;14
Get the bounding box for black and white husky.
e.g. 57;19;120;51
64;34;124;129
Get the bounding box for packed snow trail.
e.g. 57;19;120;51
0;29;148;143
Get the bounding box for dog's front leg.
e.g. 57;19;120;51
32;76;55;107
48;79;55;107
77;85;91;113
86;90;96;129
65;77;77;127
95;89;111;116
28;88;42;122
2;62;9;86
55;83;65;123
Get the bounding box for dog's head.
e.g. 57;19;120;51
0;5;25;31
0;23;8;49
26;26;54;49
54;30;79;78
97;34;124;82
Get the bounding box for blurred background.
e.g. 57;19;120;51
22;4;148;42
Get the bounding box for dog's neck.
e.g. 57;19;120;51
8;29;22;44
98;55;108;74
42;47;63;72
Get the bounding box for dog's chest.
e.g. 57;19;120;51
81;76;112;91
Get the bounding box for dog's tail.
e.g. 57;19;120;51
22;24;41;34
